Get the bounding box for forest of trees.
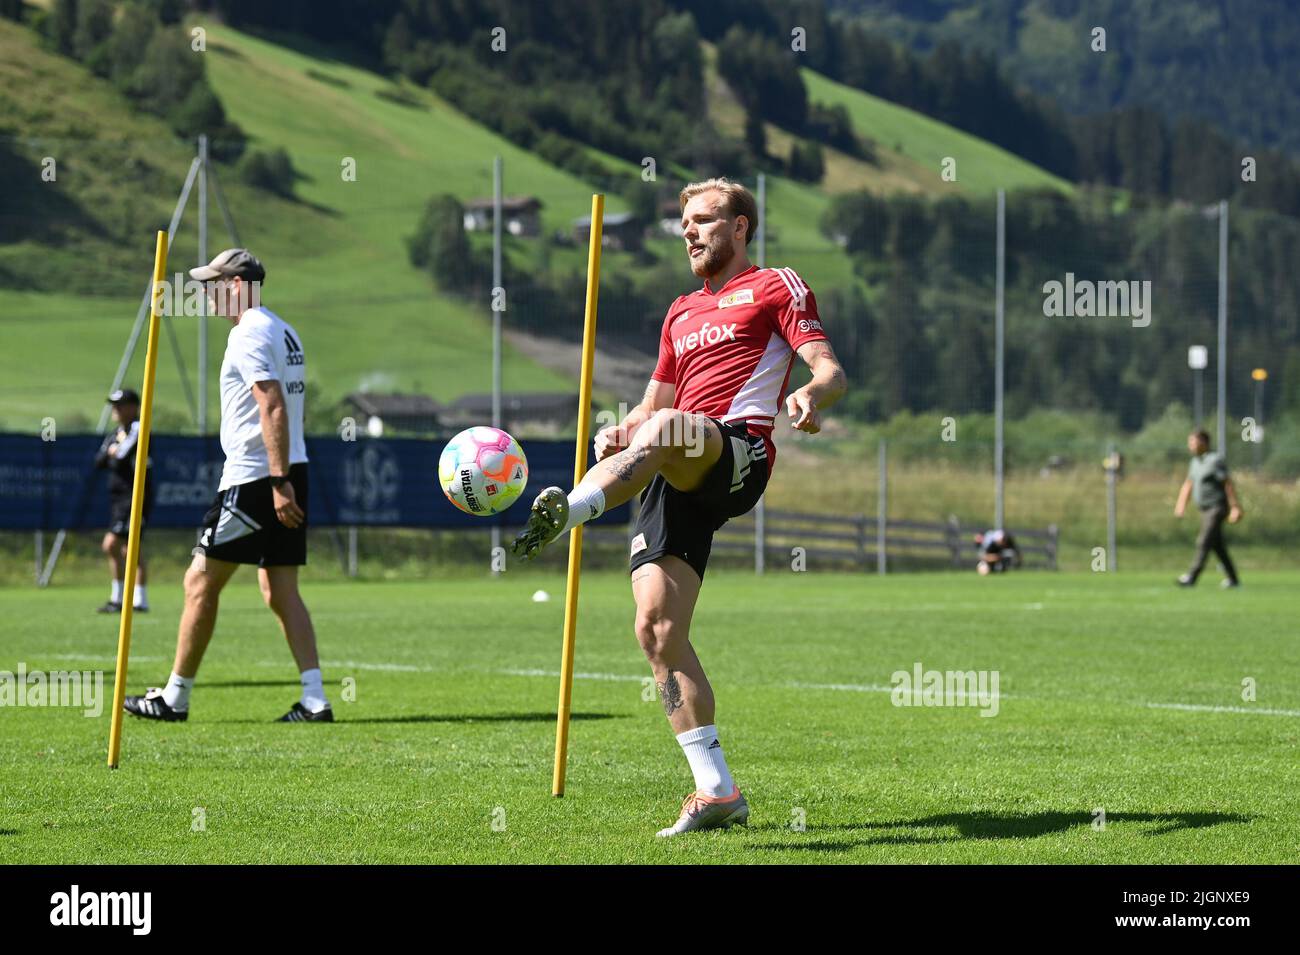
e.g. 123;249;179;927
674;0;1300;216
5;0;1298;434
815;188;1300;428
826;0;1300;158
193;0;1300;215
17;0;245;158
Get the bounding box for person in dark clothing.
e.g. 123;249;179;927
1174;429;1242;588
974;529;1019;575
94;388;154;613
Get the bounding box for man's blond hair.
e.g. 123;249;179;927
679;177;758;245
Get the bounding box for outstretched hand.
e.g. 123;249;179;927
786;390;821;434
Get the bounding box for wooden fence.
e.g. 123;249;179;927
590;507;1058;572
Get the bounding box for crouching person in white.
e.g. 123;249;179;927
124;249;332;724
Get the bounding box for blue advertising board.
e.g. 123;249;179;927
0;433;627;531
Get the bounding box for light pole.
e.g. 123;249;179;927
1201;201;1229;454
1188;345;1207;425
1252;367;1267;469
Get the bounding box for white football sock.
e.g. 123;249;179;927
133;584;148;608
560;483;606;534
676;724;734;798
161;672;194;712
300;668;328;713
110;579;124;604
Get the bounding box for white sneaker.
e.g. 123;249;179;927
656;785;749;838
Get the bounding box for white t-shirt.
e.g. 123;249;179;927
217;306;309;490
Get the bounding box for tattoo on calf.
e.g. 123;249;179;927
659;670;684;717
611;445;649;481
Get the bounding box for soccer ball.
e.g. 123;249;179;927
438;426;529;516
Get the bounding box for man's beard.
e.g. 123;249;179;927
690;235;735;278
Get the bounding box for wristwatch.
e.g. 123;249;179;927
270;475;290;489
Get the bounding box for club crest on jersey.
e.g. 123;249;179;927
717;289;754;309
674;320;737;357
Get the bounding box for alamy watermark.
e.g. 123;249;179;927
594;403;710;459
49;885;151;935
890;662;1000;717
150;274;262;316
1042;273;1151;328
0;664;104;717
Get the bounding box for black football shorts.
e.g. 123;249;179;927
629;419;768;582
194;463;309;567
108;486;153;539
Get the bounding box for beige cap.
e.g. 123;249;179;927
189;248;266;283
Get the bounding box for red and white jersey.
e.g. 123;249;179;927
651;264;828;472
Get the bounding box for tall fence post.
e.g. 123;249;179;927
347;526;358;578
994;189;1006;530
877;439;887;575
753;172;767;575
197;134;208;435
490;155;503;574
1105;443;1119;572
946;514;962;567
34;530;43;583
1216;198;1228;457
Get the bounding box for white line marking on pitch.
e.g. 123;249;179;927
1146;702;1300;717
786;681;894;693
498;667;643;683
28;655;1300;718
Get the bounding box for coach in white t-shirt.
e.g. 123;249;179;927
124;249;332;724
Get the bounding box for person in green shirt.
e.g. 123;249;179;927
1174;429;1242;588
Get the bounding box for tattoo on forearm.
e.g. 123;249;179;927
658;670;684;717
610;445;649;481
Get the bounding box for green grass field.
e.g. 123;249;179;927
2;570;1296;863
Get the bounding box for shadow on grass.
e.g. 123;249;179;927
747;810;1252;852
336;712;623;725
0;829;18;836
210;711;623;725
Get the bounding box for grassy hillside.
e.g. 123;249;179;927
830;0;1300;157
0;18;588;433
800;69;1073;196
1;15;1078;436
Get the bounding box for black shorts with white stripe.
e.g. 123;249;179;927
629;418;768;583
194;463;309;567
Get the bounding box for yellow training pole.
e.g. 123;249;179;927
107;230;168;769
553;195;604;797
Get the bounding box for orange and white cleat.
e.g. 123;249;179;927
655;785;749;837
